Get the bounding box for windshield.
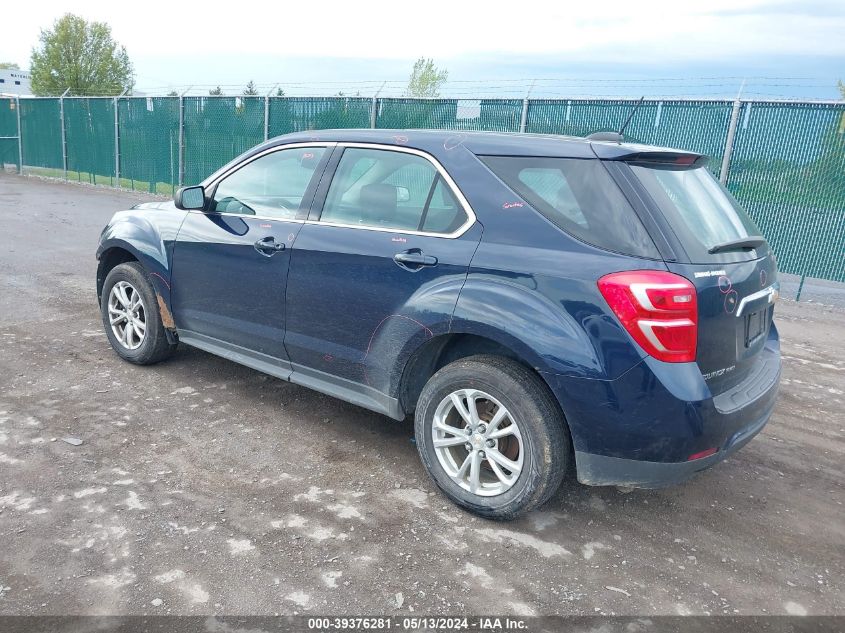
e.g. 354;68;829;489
631;164;765;262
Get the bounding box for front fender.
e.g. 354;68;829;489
96;208;188;325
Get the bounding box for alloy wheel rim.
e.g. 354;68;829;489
108;281;147;350
431;388;524;497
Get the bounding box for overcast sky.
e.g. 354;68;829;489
2;0;844;98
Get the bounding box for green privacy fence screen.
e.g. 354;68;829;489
270;97;372;136
118;97;180;193
0;99;20;169
725;101;845;282
19;98;63;171
64;98;116;185
4;95;844;283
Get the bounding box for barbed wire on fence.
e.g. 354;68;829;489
83;76;843;99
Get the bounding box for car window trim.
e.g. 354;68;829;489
201;142;337;223
308;142;477;239
417;174;440;232
605;161;680;263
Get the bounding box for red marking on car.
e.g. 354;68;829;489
717;275;732;293
443;134;467;151
688;447;718;461
149;271;171;291
724;290;739;314
323;354;334;362
392;135;409;144
760;269;767;287
302;152;314;159
392;236;407;243
260;223;271;229
502;202;524;209
288;233;295;242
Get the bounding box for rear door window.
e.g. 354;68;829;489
629;164;765;263
481;156;660;259
320;147;468;234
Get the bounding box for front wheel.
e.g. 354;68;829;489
414;355;570;520
100;262;177;365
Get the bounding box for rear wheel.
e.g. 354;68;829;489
101;262;176;365
414;355;569;519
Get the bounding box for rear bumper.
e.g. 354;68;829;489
574;397;773;487
542;326;781;488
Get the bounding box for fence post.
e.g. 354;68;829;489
264;95;270;141
519;99;529;133
60;88;70;180
719;98;742;185
519;80;536;133
113;89;126;187
264;85;277;142
370;81;386;129
177;91;186;187
15;96;23;174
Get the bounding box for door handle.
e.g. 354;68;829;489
393;249;438;270
254;236;285;256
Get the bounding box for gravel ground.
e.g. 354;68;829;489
0;174;842;617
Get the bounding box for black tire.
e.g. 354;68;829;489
100;262;177;365
414;355;570;520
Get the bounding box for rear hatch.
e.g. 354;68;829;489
624;158;778;394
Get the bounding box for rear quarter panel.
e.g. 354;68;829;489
447;147;664;381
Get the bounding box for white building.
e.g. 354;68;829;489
0;69;32;96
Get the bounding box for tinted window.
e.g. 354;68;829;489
421;177;464;233
321;147;467;233
631;164;764;262
481;156;659;258
211;147;325;218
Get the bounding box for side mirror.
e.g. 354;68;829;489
396;186;411;203
174;185;206;210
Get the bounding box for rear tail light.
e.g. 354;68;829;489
598;270;698;363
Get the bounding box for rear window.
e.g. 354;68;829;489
481;156;660;259
630;164;764;262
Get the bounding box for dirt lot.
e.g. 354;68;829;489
0;173;842;617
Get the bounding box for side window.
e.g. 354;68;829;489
517;168;588;228
211;147;326;219
421;177;463;233
481;156;660;259
320;147;468;233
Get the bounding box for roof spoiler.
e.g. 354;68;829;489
591;143;707;167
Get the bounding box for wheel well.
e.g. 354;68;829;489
97;248;138;303
400;333;532;414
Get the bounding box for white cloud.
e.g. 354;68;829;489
3;0;843;62
2;0;842;95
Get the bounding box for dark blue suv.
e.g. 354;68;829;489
96;130;781;519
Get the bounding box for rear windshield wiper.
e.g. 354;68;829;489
707;236;766;254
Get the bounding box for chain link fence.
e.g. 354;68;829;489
1;95;843;284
